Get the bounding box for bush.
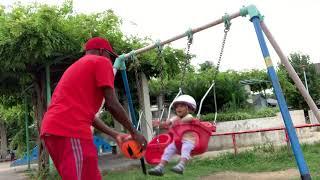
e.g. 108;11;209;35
201;107;279;122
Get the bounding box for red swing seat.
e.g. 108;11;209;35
145;118;216;165
145;133;172;165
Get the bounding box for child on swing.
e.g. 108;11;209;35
148;95;197;176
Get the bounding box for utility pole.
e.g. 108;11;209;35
301;65;309;94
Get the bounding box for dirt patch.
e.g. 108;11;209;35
0;162;29;180
201;168;299;180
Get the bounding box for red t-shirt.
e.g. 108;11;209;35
41;54;114;140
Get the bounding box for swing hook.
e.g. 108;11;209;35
223;13;231;32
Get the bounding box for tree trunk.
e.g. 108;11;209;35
0;121;8;160
32;72;49;175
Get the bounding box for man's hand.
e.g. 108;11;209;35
116;132;147;150
131;131;147;150
115;133;127;146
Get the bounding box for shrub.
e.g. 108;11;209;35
201;107;279;122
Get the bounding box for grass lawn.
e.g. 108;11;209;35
105;142;320;180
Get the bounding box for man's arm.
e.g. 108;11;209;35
92;115;126;145
92;115;120;139
102;87;137;135
102;86;147;148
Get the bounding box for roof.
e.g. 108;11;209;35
267;98;278;105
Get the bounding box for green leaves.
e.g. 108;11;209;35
0;1;186;93
0;2;126;71
0;3;73;72
201;107;279;122
0;95;36;156
0;2;191;160
0;104;23;123
149;68;248;114
278;53;320;109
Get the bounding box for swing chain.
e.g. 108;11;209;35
180;29;193;89
213;23;230;81
155;40;167;135
155;40;166;95
212;14;231;124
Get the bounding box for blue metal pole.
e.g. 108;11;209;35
120;70;138;127
251;16;311;179
120;70;147;175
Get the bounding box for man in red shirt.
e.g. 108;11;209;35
41;37;147;180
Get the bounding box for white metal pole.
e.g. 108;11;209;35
197;81;215;119
121;12;241;59
302;68;309;93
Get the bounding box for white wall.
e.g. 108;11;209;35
208;110;311;151
308;109;320;124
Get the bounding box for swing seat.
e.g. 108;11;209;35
145;133;172;165
170;119;215;156
145;119;216;164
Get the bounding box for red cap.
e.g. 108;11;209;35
84;37;118;58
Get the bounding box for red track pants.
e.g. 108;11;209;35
43;135;102;180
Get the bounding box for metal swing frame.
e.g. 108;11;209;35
112;5;315;179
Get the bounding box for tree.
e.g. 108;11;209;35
149;67;248;114
0;104;8;159
0;95;29;159
0;1;127;175
199;61;215;72
0;1;189;175
278;53;320;109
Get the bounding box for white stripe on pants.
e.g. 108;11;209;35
161;140;195;161
71;138;83;180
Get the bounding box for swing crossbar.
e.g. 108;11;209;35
120;11;241;59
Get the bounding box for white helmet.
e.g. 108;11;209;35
172;95;197;111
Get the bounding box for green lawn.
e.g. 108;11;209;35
105;143;320;180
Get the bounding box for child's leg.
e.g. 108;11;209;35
161;142;178;163
148;142;177;176
171;140;195;174
180;140;195;162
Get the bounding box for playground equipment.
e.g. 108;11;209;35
112;5;318;179
10;146;39;167
145;119;215;165
93;135;113;154
147;12;229;165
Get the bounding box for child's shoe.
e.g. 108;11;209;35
148;165;164;176
170;163;184;175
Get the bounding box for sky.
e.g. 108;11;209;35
1;0;319;71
